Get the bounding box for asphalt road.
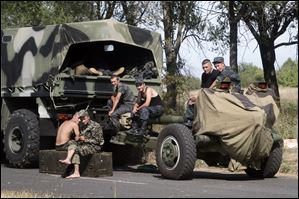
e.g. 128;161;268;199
1;164;298;198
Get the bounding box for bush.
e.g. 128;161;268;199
239;63;264;88
277;58;298;87
274;100;298;139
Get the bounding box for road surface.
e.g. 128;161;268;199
1;164;298;198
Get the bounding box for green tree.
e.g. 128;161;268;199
161;1;204;110
277;58;298;87
1;1;52;28
239;63;264;88
240;1;298;106
211;1;246;73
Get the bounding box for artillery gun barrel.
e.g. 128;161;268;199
149;115;184;124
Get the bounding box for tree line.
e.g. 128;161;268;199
1;1;298;110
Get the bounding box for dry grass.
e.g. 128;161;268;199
1;190;57;198
280;148;298;174
275;87;298;139
279;87;298;102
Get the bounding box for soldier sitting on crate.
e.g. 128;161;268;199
58;110;104;179
128;77;164;137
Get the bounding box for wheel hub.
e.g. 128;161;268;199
9;127;23;153
161;136;180;169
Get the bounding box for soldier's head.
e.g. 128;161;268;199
202;59;213;74
78;109;90;125
135;77;145;92
72;112;80;123
110;75;120;88
212;57;225;72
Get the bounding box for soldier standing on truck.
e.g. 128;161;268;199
129;78;164;136
107;75;135;132
55;112;80;150
59;110;104;179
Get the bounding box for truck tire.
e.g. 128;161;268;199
245;141;283;178
4;109;39;168
156;123;196;180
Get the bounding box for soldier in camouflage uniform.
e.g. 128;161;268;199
59;110;104;179
212;57;242;93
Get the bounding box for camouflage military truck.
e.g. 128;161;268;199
1;19;183;168
155;82;284;180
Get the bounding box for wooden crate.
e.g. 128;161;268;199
39;150;113;177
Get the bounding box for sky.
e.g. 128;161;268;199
179;29;298;79
161;1;299;79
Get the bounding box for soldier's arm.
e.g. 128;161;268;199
73;123;80;141
84;124;104;145
110;92;122;114
137;88;152;110
209;80;217;89
132;92;141;113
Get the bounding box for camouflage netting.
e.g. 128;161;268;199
193;88;279;169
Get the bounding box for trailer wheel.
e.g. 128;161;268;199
245;141;283;178
156;123;196;180
4;109;39;168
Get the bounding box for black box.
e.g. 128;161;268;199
39;150;113;177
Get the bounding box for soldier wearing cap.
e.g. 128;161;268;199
129;77;164;136
58;109;104;179
212;57;241;93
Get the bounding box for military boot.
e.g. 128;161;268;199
113;67;125;76
138;120;148;136
126;120;139;135
89;68;103;76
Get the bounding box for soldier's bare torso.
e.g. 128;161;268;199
55;120;79;145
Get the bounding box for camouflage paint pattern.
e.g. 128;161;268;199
1;19;163;95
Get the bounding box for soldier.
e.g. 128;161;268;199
74;64;125;76
129;77;164;136
201;59;220;88
107;75;135;132
183;59;219;127
55;112;80;150
59;110;104;179
212;57;242;93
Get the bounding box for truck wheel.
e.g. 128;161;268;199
245;141;283;178
156;123;196;180
4;109;39;168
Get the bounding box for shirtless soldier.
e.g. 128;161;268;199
55;112;80;156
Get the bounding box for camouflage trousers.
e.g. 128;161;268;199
107;99;133;131
56;141;80;165
65;140;102;165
